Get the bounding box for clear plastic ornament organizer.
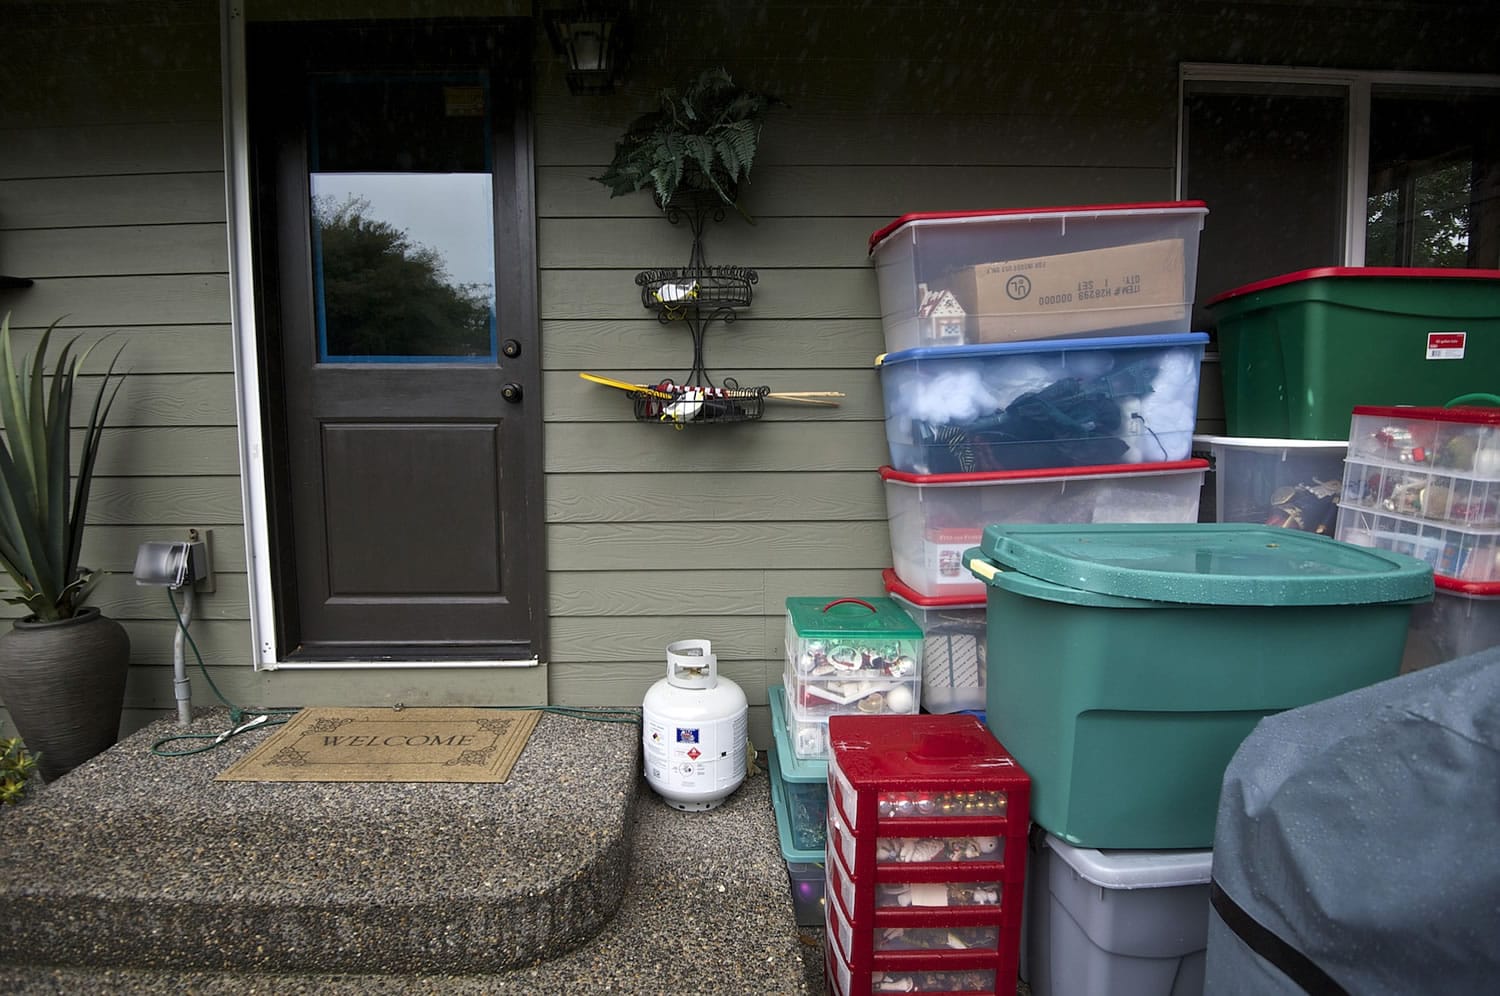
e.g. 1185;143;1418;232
1337;404;1500;584
783;597;926;758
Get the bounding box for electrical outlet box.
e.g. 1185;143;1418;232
133;533;213;591
188;527;215;593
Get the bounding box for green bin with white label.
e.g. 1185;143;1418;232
1210;267;1500;440
964;522;1433;849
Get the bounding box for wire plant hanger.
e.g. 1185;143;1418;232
633;192;766;424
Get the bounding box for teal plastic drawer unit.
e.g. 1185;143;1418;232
964;523;1433;849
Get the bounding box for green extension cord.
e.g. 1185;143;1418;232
149;588;639;758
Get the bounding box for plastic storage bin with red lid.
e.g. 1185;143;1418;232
1402;576;1500;673
882;569;987;714
868;201;1209;352
1209;267;1500;439
879;459;1208;599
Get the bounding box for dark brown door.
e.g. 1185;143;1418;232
249;20;543;661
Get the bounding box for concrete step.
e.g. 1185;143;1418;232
0;707;812;994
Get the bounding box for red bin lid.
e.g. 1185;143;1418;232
867;200;1209;255
1352;404;1500;426
882;569;986;608
1207;266;1500;307
879;458;1208;487
1435;575;1500;597
828;713;1028;787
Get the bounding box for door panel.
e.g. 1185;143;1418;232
248;19;542;661
321;422;502;596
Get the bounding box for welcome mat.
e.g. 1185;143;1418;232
216;707;541;783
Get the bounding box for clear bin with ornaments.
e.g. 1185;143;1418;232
1337;401;1500;584
783;597;924;759
823;713;1031;996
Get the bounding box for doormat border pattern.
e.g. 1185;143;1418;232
216;706;541;783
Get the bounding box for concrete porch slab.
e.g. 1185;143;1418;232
0;706;813;994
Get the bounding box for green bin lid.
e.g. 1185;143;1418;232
784;596;923;641
972;523;1434;607
961;554;1163;609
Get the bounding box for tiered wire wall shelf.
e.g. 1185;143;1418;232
629;194;766;426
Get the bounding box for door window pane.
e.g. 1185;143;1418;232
309;74;498;362
1183;86;1347;329
1366;90;1500;269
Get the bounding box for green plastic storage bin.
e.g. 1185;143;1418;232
964;523;1433;849
1210;267;1500;440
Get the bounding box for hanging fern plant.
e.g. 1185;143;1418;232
593;67;783;220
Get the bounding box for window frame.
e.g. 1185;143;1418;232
1177;63;1500;267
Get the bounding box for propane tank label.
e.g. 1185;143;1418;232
643;713;746;792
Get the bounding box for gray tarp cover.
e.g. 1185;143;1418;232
1205;645;1500;995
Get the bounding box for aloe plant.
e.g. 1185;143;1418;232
593;67;782;218
0;736;39;804
0;313;125;622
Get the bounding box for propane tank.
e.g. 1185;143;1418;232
642;639;748;812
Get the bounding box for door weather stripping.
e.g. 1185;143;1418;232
260;658;541;671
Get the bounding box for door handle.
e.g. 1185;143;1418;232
501;383;523;403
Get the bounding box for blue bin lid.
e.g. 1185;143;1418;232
876;331;1208;368
968;523;1434;607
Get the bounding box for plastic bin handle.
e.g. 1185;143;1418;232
1447;393;1500;408
821;598;876;614
966;557;1001;582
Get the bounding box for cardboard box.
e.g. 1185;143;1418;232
945;239;1188;342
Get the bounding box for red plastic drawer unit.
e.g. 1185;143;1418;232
828;798;1012;880
827;874;1003;994
824;714;1031;996
827;863;1005;958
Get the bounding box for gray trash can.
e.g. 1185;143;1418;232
1205;645;1500;994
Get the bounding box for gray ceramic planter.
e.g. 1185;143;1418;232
0;607;130;782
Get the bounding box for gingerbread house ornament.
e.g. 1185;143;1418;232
917;283;966;345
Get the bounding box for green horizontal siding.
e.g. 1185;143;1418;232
4;0;1490;743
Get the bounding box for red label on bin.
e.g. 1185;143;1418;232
1426;331;1466;359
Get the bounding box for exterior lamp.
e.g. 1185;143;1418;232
543;3;629;96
